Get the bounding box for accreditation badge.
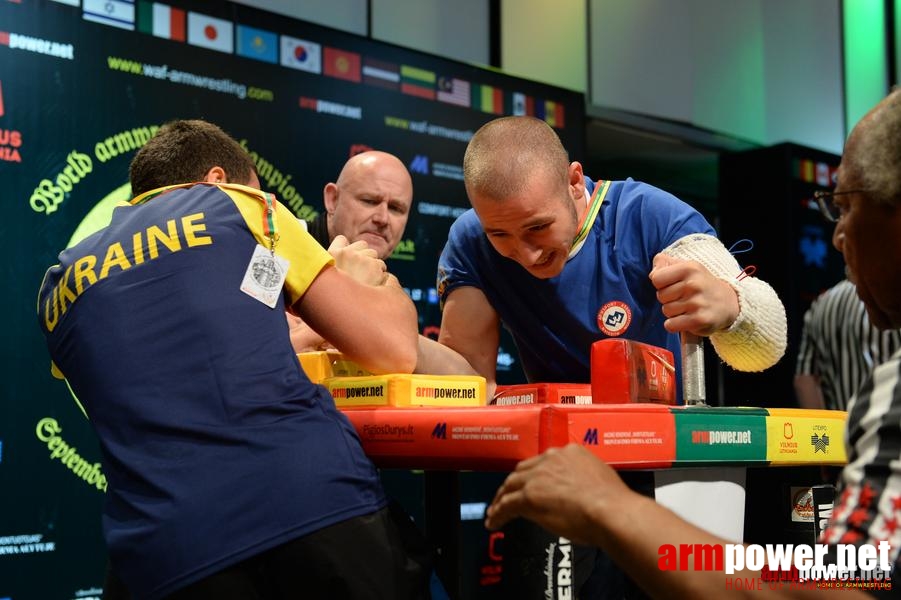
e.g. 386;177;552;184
240;244;289;308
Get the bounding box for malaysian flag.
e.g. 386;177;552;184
436;76;470;107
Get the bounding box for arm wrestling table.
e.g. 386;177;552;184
340;403;848;599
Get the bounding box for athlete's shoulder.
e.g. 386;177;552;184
448;208;483;240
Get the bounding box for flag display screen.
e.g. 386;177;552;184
0;0;584;597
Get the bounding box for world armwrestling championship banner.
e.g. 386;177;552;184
0;1;584;597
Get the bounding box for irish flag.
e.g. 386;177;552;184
137;2;185;41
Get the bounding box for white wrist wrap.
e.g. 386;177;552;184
662;234;787;372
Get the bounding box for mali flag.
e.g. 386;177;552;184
472;84;502;114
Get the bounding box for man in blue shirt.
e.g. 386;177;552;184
484;89;901;600
437;116;787;598
438;117;786;398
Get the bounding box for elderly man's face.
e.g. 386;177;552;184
832;133;901;329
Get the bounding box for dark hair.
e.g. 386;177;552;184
129;119;255;196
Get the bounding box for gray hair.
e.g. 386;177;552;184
851;89;901;206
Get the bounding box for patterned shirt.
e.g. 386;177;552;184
821;348;901;590
796;280;901;411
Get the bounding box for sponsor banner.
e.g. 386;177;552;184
280;35;320;73
765;408;848;465
0;125;22;163
408;153;429;175
137;2;185;41
0;532;57;556
187;11;233;54
555;404;676;468
236;24;277;64
326;373;486;408
383;114;474;142
1;30;75;60
417;201;466;218
390;238;415;261
673;407;768;463
35;417;108;490
432;161;463;181
323;46;361;82
83;0;134;30
298;96;362;120
495;383;592;406
790;485;816;523
341;404;564;470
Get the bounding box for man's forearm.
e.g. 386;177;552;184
663;233;788;372
415;336;479;375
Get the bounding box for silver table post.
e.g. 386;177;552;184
681;332;706;406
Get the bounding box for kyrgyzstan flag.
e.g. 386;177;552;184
137;2;185;42
187;11;233;54
323;46;361;82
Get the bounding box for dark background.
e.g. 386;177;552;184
0;1;584;597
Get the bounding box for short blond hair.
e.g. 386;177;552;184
463;116;570;201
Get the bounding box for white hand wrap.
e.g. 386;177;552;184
662;233;787;372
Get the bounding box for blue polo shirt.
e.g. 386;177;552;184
438;177;715;385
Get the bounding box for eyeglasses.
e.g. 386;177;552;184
813;189;869;223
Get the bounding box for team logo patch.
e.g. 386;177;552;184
597;301;632;337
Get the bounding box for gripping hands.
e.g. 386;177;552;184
649;254;740;337
328;234;389;287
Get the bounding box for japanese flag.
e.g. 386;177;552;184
187;11;233;54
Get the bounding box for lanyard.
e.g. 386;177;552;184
570;179;610;254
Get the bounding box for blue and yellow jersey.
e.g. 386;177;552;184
36;183;385;599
